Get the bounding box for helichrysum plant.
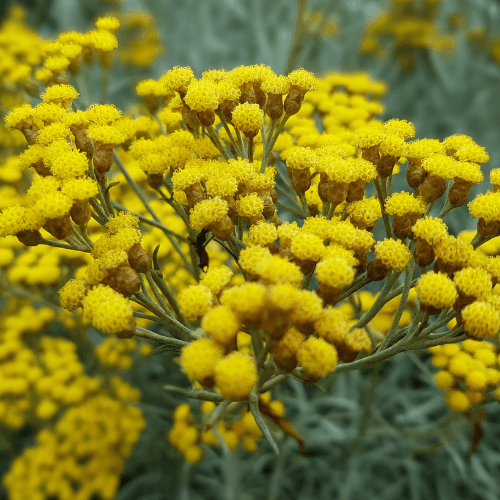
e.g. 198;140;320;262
2;7;500;497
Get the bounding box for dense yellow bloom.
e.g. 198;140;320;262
461;301;500;339
41;84;79;107
232;103;263;138
184;80;220;112
297;336;338;381
416;272;457;310
453;267;492;301
373;238;411;272
384;192;426;217
180;338;224;384
201;305;241;346
59;279;88;310
214;352;257;400
177;285;213;321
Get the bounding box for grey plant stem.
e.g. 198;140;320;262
41;238;89;252
205;126;230;161
164;385;224;402
378;253;416;351
144;270;173;317
134;326;189;347
150;268;187;326
374;178;393;238
260;114;290;173
352;271;401;329
111;200;188;242
216;111;243;157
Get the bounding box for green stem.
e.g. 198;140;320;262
206;126;230;161
260;114;290;173
150;269;187;326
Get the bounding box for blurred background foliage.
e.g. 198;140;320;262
2;0;500;499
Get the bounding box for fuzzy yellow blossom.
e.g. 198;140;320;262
59;279;88;310
383;119;415;140
297;336;338;382
434;370;455;390
180;338;224;384
416;272;457;312
257;255;304;288
461;301;500;340
220;282;267;322
83;284;135;338
184;80;219;112
34;102;67;124
163;66;195;94
41;84;79;107
214;352;257;400
200;265;233;295
454;143;489;164
346;197;381;231
371;238;411;277
232;103;263;138
445;390;471;412
248;222;278;248
202;305;241;346
411;217;448;245
453;267;492;302
177;285;213;321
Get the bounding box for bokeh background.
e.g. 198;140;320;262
1;0;500;499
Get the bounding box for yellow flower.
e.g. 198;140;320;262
416;272;457;311
297;336;338;381
461;301;500;339
180;338;224;384
201;305;241;346
214;352;257;400
232;103;263;138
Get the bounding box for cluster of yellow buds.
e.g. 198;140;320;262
169;393;287;463
431;339;500;413
360;0;455;70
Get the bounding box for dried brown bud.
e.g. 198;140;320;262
209;215;234;240
44;215;72;240
92;146;113;173
70;200;92;226
406;160;427;190
266;94;284;120
419;174;446;203
128;243;152;273
449;178;473;207
367;258;390;281
147;173;164;190
414;239;435;267
196;109;215;127
16;229;42;246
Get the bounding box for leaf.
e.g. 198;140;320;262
105;181;120;196
147;344;183;357
152;244;161;271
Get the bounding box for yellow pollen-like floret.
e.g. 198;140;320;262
373;239;412;272
378;134;408;158
239;246;272;275
453;267;492;300
95;16;120;32
461;301;500;339
285;146;318;170
468;192;500;222
106;211;140;234
50;150;89;179
421;155;458;179
261;74;290;95
454;143;489;164
200;265;233;295
454;162;483;184
434;235;471;267
248;222;278;247
5;104;35;130
257;255;304;288
34;102;67;124
177;285;213;321
411;217;449;245
59;279;88;310
163;66;195;93
297;336;338;381
214;352;257;400
290;232;325;262
406;139;446;159
87;124;126;145
287;68;316;92
383;119;415;140
184;80;220;112
236;193;264;218
351;123;385;149
201;305;241;346
315;258;356;289
41;84;79;106
190;197;229;231
346;198;382;229
180;338;224;384
86;104;122;125
384;192;426;216
232;103;263;137
445;390;470;412
205;174;238;198
83;284;134;335
61;177;99;201
416;272;458;310
36;192;73;219
434;370;455;390
443;134;474;152
220;283;267;322
36;122;71;146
